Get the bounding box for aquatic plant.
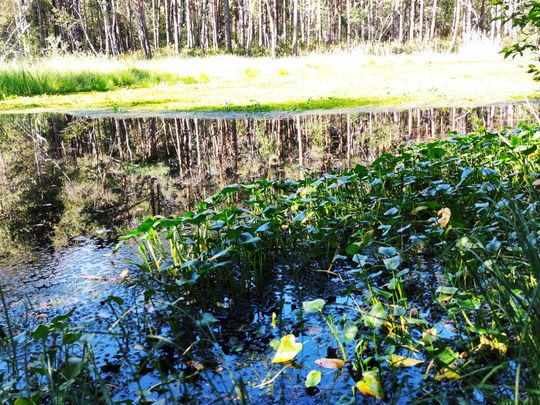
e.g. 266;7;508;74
2;124;539;402
120;124;540;402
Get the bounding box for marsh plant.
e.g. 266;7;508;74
1;125;539;403
118;125;540;402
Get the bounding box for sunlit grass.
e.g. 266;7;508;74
0;50;537;113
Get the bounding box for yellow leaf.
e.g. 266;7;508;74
435;368;461;381
271;312;277;329
437;208;451;228
389;354;424;367
315;358;345;369
272;334;303;364
356;369;386;400
478;335;508;355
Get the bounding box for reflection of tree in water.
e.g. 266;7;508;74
0;115;67;253
0;104;536;254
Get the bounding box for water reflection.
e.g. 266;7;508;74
0;103;538;402
0;103;537;255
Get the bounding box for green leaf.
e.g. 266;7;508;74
197;312;218;327
434;346;459;367
378;246;397;258
346;242;361;255
305;370;322;388
363;302;387;328
51;308;76;324
62;357;83;380
208;247;231;261
14;399;36;405
356;369;385;400
255;222;271;233
240;233;261;245
436;286;458;295
105;296;125;306
221;184;240;194
362;230;375;247
383;255;401;270
293;211;307;222
352;254;368;266
486;237;501;254
389;354;424;367
343;322;358;341
272;334;303;363
62;331;82;344
33;324;50;340
303;299;326;313
269;338;280;350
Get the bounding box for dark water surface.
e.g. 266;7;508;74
0;103;537;402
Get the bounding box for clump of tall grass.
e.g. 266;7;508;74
0;66;177;97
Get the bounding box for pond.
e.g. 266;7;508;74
0;102;538;403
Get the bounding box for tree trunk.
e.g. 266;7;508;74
265;0;276;58
448;0;461;51
292;0;298;56
429;0;437;40
135;0;152;58
224;0;233;52
409;0;415;41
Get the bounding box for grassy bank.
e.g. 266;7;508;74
0;52;538;114
2;125;539;403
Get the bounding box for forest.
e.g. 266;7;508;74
1;0;524;58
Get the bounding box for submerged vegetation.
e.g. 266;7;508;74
1;124;539;402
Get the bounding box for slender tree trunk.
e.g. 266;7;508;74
448;0;461;51
346;0;351;47
265;0;276;58
186;0;193;48
292;0;298;56
224;0;233;52
429;0;437;40
418;0;424;42
135;0;152;58
409;0;415;41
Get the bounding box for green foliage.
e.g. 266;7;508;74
0;66;177;97
122;124;540;401
500;0;540;80
0;304;111;404
3;124;540;402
